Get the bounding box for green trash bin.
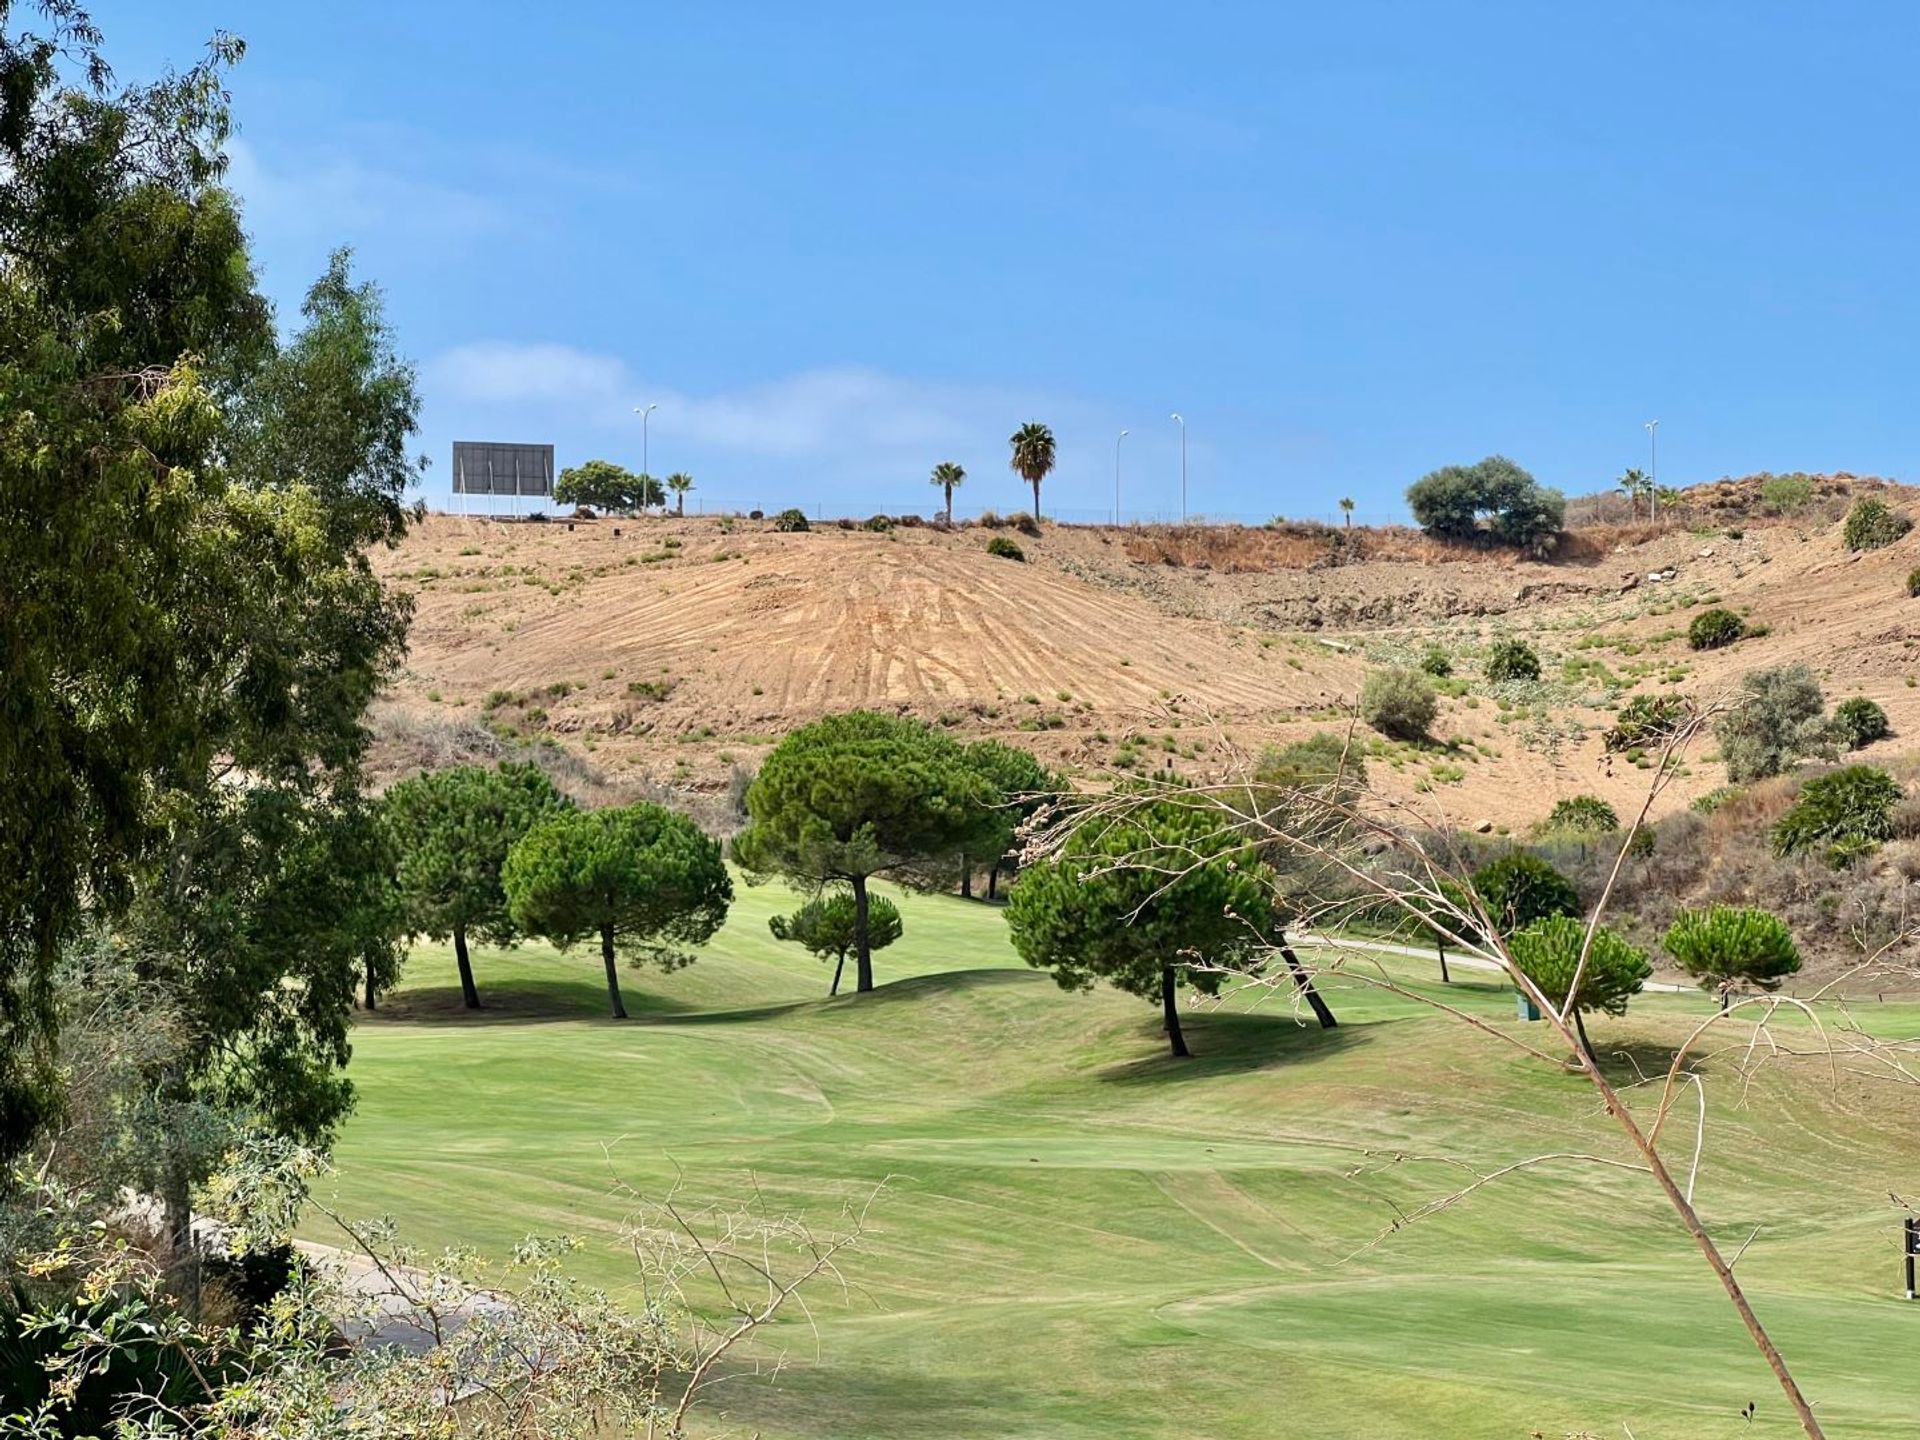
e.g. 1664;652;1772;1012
1516;993;1541;1022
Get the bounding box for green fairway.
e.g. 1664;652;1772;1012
316;876;1920;1438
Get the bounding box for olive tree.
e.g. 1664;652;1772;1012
504;803;732;1019
1006;796;1273;1057
769;891;903;995
733;712;989;992
381;762;573;1009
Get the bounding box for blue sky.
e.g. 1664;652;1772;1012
103;2;1920;522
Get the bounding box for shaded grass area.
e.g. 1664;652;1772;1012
318;875;1920;1438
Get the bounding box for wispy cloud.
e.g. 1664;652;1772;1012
225;137;505;250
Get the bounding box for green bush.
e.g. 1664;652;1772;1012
1406;455;1565;553
1759;474;1815;514
1690;785;1742;815
1714;664;1834;782
1254;732;1368;799
1509;914;1651;1026
1540;795;1619;835
1418;646;1453;678
1360;667;1438;741
1484;638;1541;683
1687;608;1746;651
1470;852;1579;934
1663;905;1800;1000
771;508;811;532
1771;765;1902;862
863;514;894;532
1842;496;1912;551
986;535;1026;562
1907;567;1920;598
1604;694;1687;754
1833;696;1890;749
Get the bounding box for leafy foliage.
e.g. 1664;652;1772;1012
1604;694;1688;754
554;459;661;514
1759;474;1815;514
1713;664;1836;782
1687;607;1747;651
1254;732;1369;800
1663;905;1801;998
1360;668;1438;741
504;803;732;1016
1538;795;1620;836
1470;853;1580;935
962;739;1056;883
1405;456;1566;552
1842;495;1912;551
1418;646;1453;677
1770;765;1902;863
1509;915;1651;1020
1008;421;1057;520
1832;696;1891;750
1907;566;1920;599
986;535;1026;561
771;507;811;532
1484;638;1541;683
1005;796;1274;1056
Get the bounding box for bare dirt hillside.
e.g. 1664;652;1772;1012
371;488;1920;840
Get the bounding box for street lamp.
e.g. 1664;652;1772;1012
1114;430;1129;525
1644;419;1659;520
1170;412;1187;521
634;404;658;509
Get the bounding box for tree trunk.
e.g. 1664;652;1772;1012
959;854;972;899
363;956;378;1012
1031;479;1042;521
1160;965;1191;1057
830;951;846;996
677;495;685;516
1573;1007;1594;1062
852;874;874;993
454;923;481;1009
600;922;628;1019
1437;938;1451;985
988;860;1001;900
945;486;954;525
1277;929;1337;1029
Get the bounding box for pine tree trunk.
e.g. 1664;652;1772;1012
600;922;628;1019
1278;929;1337;1029
959;854;971;899
852;874;875;993
988;861;1001;900
830;951;846;996
1573;1007;1594;1062
454;923;480;1009
363;955;378;1011
1437;939;1451;984
1161;965;1191;1057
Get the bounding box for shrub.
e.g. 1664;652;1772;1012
1484;638;1541;683
1008;511;1042;538
1691;785;1742;815
771;508;810;532
1842;496;1912;551
1418;646;1453;677
1687;607;1746;651
1540;795;1619;836
1509;915;1652;1038
1663;905;1801;1002
1360;667;1438;741
1759;474;1815;514
1771;765;1902;862
863;514;894;532
1470;852;1580;934
748;508;765;520
1605;694;1687;754
1714;664;1834;782
986;535;1026;562
1406;455;1565;553
1253;732;1368;800
1907;567;1920;598
1833;696;1890;749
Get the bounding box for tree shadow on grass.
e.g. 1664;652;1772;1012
369;976;702;1025
1098;1007;1371;1086
1587;1036;1712;1088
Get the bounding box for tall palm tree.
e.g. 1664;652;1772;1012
929;461;965;525
665;473;694;516
1339;497;1355;529
1618;468;1648;521
1008;422;1056;522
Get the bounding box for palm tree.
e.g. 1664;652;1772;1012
665;473;694;516
1618;468;1648;521
1008;422;1056;522
1339;497;1355;529
929;461;965;525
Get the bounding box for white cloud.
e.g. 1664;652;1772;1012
225;137;504;249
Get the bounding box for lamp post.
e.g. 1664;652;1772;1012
634;403;658;511
1114;429;1128;525
1170;412;1187;521
1645;419;1659;520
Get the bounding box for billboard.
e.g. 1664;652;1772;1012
451;441;554;497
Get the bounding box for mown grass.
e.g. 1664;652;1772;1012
315;877;1920;1438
